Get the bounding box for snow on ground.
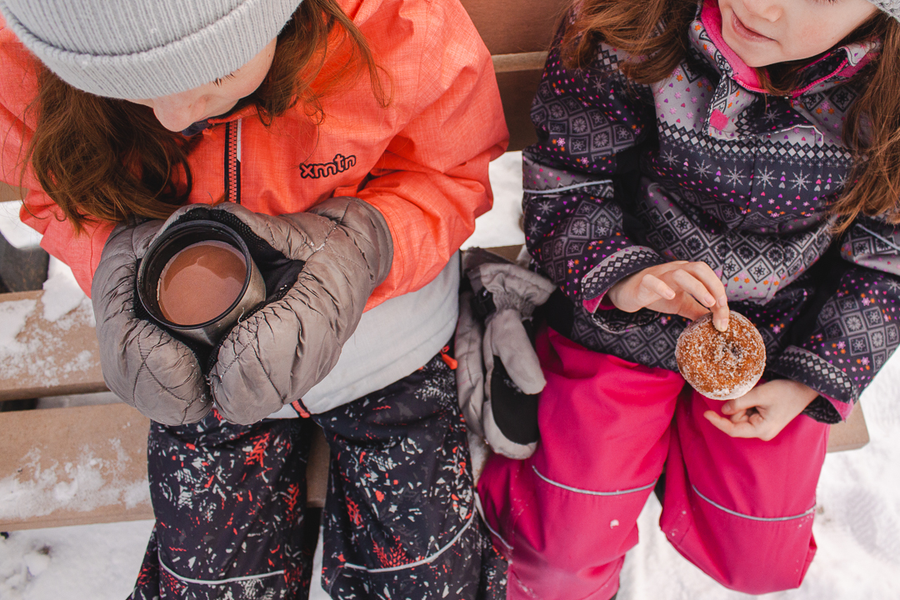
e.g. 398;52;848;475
1;152;899;599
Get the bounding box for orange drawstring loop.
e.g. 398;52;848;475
440;345;458;370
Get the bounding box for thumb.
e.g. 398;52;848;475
721;399;739;415
486;310;546;394
722;389;760;414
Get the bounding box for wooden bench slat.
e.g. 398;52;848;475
496;68;544;152
492;52;548;74
0;181;22;203
489;50;548;151
0;402;330;531
0;403;152;531
461;0;569;55
0;289;107;402
0;398;871;530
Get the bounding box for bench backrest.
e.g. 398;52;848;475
462;0;570;150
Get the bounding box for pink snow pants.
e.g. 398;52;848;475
478;327;829;600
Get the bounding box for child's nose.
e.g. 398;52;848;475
151;92;208;132
743;0;782;22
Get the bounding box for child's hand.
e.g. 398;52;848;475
703;380;819;441
606;261;730;330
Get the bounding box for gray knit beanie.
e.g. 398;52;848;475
0;0;303;99
869;0;900;21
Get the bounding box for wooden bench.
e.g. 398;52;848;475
0;0;870;532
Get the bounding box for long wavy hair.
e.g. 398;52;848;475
25;0;386;230
559;0;900;232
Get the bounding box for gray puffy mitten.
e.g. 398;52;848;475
205;198;393;425
455;248;555;459
455;285;486;437
92;220;212;426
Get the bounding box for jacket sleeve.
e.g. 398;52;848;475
0;29;111;297
18;190;113;297
522;42;665;326
767;215;900;423
354;0;508;309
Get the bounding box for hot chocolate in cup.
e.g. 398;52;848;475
138;220;266;346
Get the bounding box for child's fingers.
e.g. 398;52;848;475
704;410;739;435
709;301;730;332
667;270;721;321
681;263;730;331
703;410;758;438
611;262;728;319
721;396;758;415
682;261;728;299
670;269;717;307
640;273;676;301
748;411;766;429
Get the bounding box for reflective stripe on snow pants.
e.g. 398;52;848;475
477;326;827;600
129;350;507;600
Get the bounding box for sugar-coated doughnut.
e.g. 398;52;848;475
675;311;766;400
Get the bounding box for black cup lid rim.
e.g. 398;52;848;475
137;219;254;331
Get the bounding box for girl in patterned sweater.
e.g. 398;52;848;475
477;0;900;597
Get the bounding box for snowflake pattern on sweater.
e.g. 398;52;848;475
524;3;900;422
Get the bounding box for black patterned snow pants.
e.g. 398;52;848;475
128;351;507;600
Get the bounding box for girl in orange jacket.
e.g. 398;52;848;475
0;0;509;597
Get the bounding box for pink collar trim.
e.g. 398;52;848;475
700;0;763;90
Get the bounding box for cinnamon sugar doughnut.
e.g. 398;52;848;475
675;311;766;400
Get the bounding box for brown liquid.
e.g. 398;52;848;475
158;240;247;326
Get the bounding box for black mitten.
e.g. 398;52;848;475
455;248;555;458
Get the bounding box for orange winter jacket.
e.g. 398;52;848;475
0;0;508;309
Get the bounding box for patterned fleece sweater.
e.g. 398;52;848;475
523;0;900;423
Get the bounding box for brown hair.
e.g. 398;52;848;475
560;0;900;232
559;0;696;82
26;0;386;230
